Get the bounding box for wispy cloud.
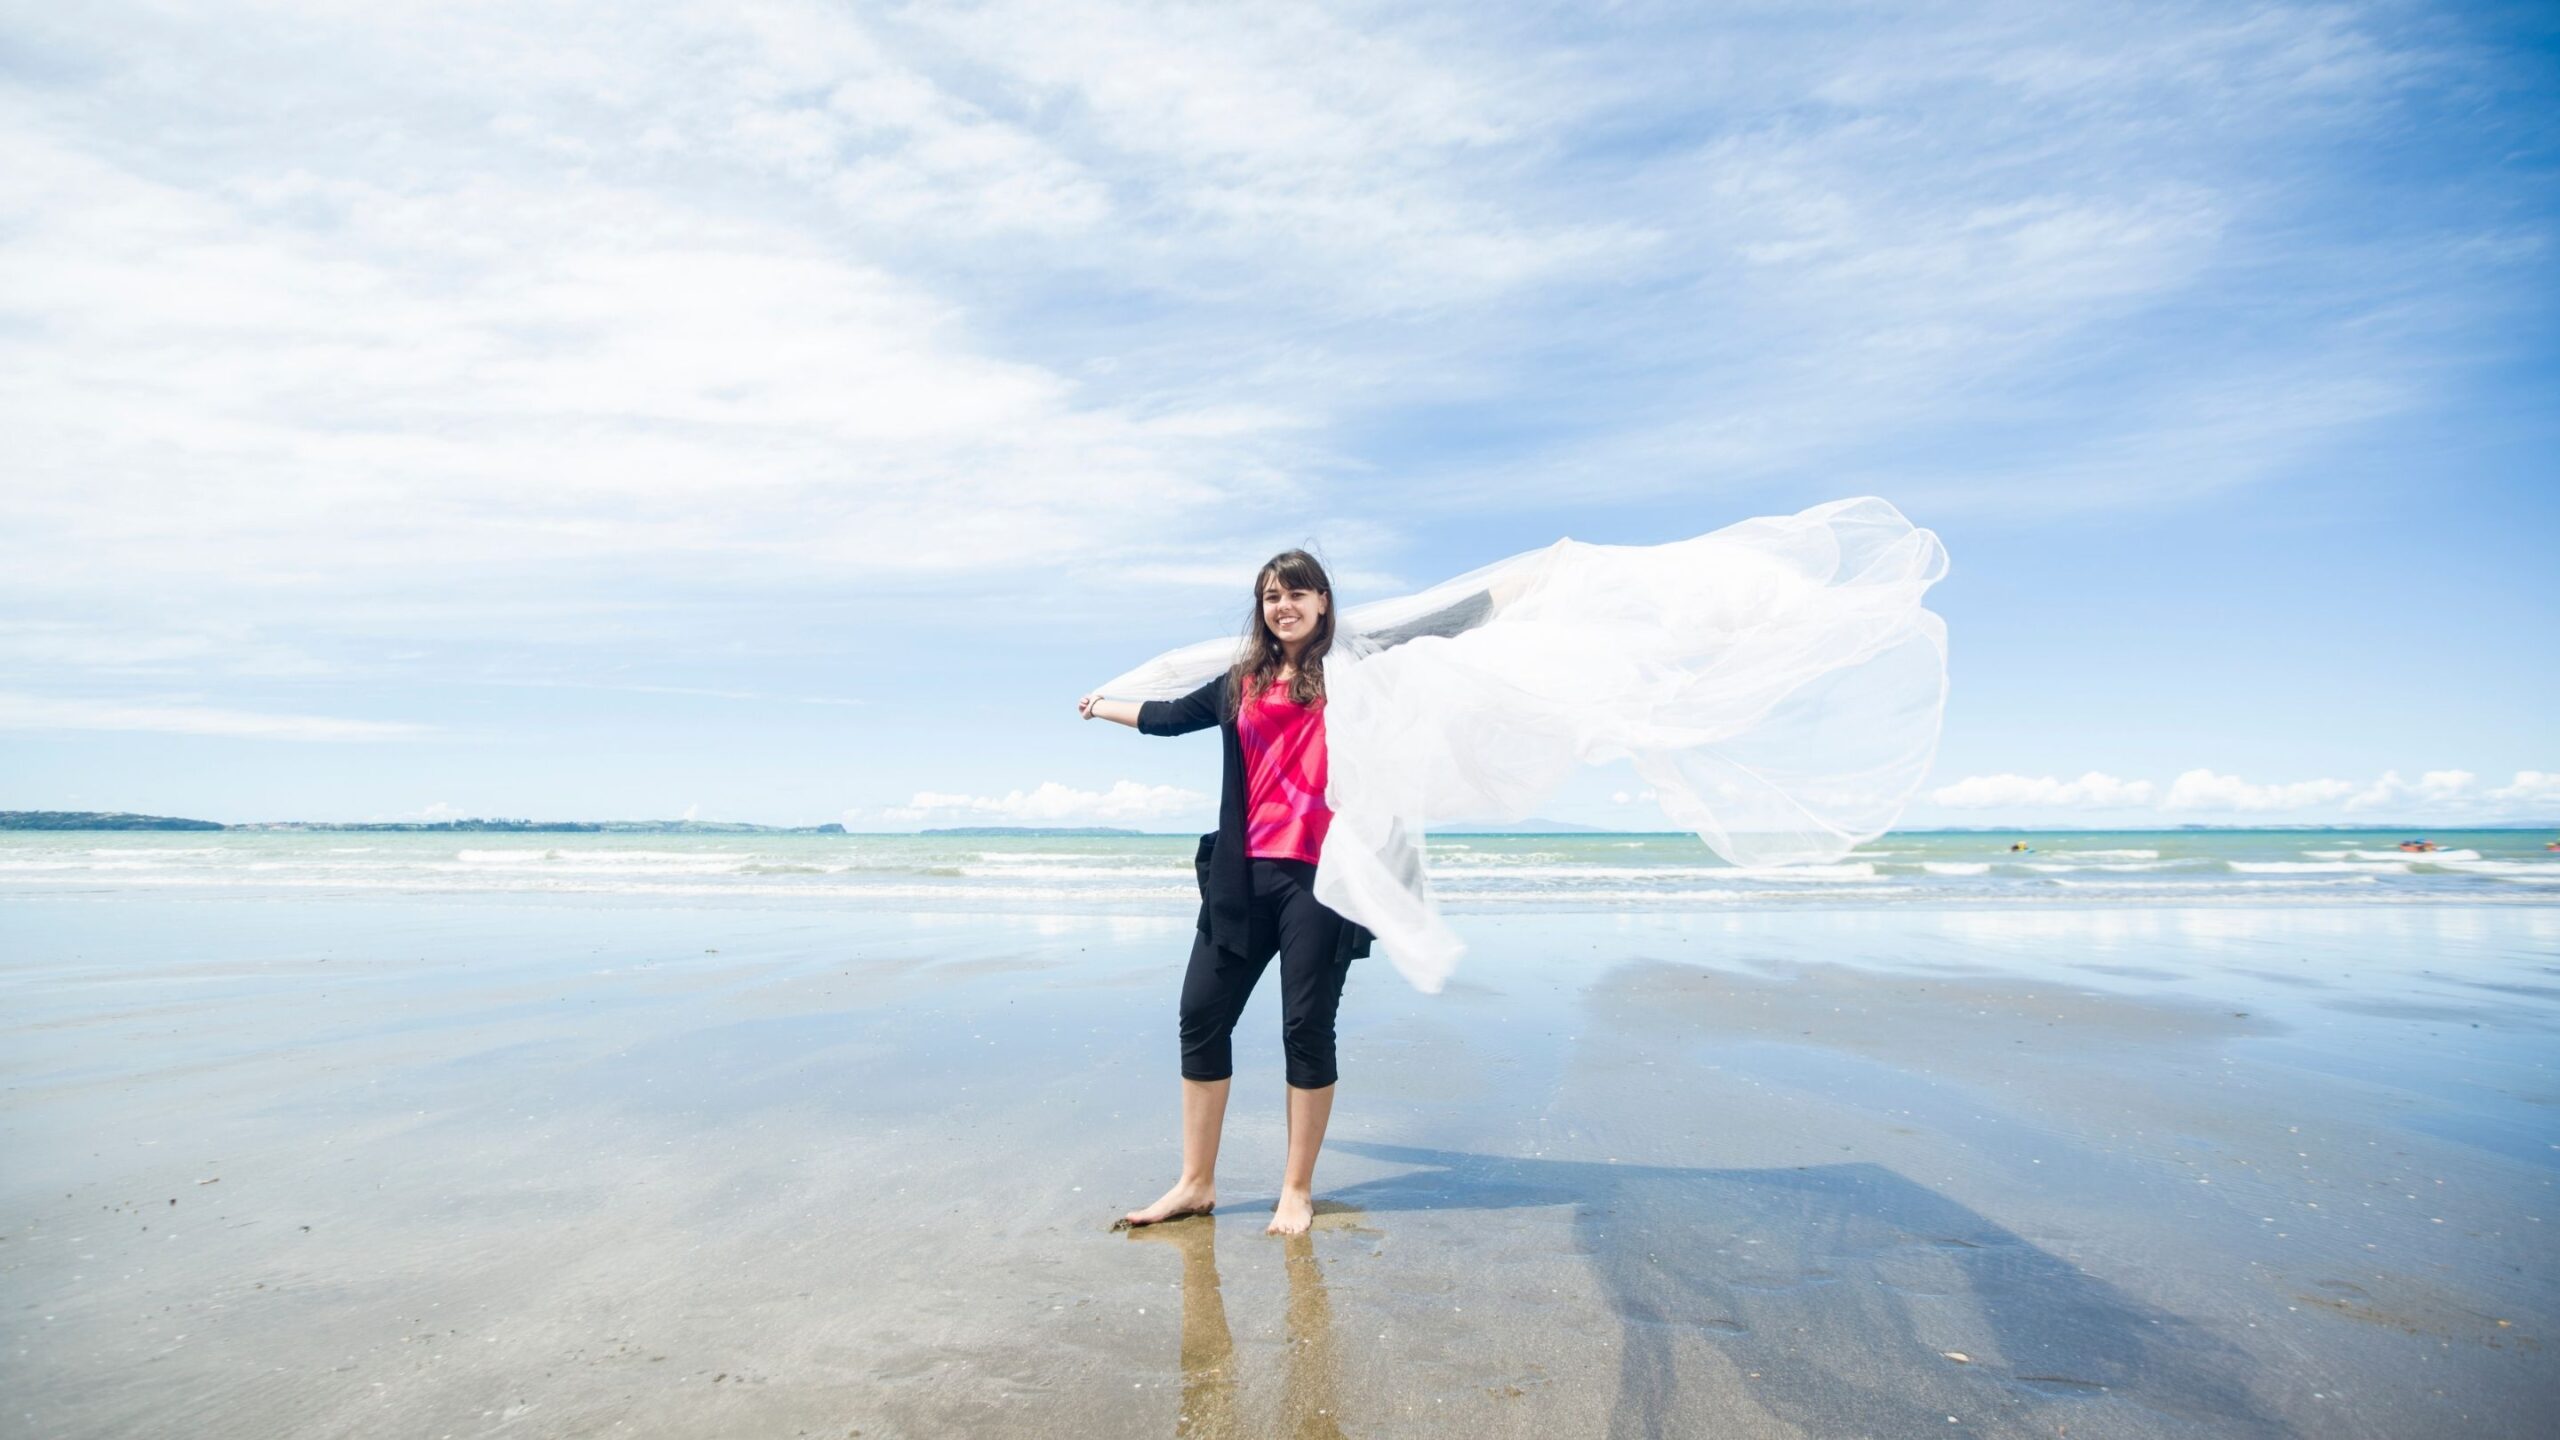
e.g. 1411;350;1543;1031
0;693;433;742
464;677;868;708
0;122;1271;590
0;620;331;678
10;1;2527;635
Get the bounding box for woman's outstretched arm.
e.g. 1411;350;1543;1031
1080;673;1223;734
1078;694;1144;728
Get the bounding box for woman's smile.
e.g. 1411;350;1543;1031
1263;584;1324;644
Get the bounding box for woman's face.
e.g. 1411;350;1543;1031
1261;576;1327;651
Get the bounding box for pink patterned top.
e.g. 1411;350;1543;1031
1238;673;1333;862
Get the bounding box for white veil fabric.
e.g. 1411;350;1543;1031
1092;496;1951;994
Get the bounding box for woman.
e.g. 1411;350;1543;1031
1090;498;1952;995
1083;499;1952;1225
1079;549;1370;1237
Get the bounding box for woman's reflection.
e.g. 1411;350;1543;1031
1125;1216;1349;1438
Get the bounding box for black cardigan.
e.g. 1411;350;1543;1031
1138;671;1375;966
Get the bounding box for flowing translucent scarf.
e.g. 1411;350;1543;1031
1094;496;1951;993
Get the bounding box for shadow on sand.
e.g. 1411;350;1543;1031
1306;1141;2288;1439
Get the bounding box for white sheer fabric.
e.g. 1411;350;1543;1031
1093;496;1950;993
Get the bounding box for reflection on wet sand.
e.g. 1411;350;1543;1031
1126;1217;1349;1438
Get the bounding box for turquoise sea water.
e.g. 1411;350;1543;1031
3;827;2552;912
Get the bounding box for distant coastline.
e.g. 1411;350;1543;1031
0;811;846;835
2;810;2550;834
2;811;228;832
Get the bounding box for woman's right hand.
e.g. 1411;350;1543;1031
1081;693;1144;727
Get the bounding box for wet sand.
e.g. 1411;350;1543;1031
2;898;2553;1437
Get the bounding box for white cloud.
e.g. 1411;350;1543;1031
1931;771;2159;809
0;126;1262;594
2159;768;2358;812
880;779;1212;826
0;693;432;742
0;2;1414;669
2342;768;2477;812
2489;770;2560;805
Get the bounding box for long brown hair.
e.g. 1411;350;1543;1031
1227;548;1334;720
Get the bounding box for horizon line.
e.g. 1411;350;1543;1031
4;809;2553;835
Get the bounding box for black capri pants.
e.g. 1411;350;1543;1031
1180;858;1353;1090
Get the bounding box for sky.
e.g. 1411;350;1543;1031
2;0;2554;832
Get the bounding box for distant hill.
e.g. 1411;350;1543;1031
232;819;849;834
0;810;224;831
0;812;847;834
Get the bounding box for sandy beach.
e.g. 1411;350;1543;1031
4;894;2553;1437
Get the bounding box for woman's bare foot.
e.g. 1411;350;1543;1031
1267;1187;1316;1236
1116;1179;1216;1230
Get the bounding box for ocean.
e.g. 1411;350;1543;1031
4;826;2552;911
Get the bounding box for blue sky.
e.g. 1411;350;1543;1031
2;0;2553;831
